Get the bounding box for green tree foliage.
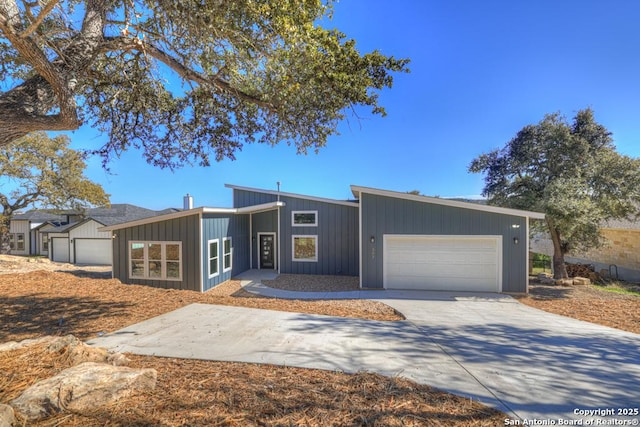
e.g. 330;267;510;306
0;132;110;237
469;109;640;278
0;0;409;168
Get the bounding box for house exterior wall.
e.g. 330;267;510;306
201;213;249;291
251;210;278;269
533;228;640;282
68;220;111;263
234;189;359;276
111;214;201;291
8;220;30;255
360;193;528;292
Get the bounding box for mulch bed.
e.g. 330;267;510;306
515;280;640;335
0;270;505;426
263;273;360;292
0;271;402;343
0;341;505;426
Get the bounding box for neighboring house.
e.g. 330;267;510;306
9;205;177;265
101;184;545;293
530;218;640;282
7;211;67;256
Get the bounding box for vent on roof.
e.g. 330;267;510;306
183;194;193;210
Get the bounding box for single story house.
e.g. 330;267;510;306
9;205;177;265
102;184;545;293
531;217;640;282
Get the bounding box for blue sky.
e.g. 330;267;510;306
67;0;640;210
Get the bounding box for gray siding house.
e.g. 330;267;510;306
102;184;544;293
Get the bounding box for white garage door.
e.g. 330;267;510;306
51;238;70;263
75;239;112;265
383;235;502;292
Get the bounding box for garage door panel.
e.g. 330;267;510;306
384;235;501;292
52;238;70;263
75;239;112;265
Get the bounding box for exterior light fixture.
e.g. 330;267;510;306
513;237;519;245
370;236;375;244
511;224;521;229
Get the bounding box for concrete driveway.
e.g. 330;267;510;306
89;283;640;423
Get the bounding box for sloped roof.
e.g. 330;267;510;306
11;210;67;223
31;204;179;233
351;185;546;219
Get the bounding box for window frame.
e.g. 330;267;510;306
291;210;318;227
42;234;49;252
16;233;25;251
222;237;232;273
292;235;318;262
128;241;183;281
208;239;220;278
8;233;15;250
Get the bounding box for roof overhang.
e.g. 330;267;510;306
351;185;546;220
225;183;359;208
99;201;285;232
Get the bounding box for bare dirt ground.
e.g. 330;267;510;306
0;257;504;426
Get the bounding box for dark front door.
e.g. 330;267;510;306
259;234;275;269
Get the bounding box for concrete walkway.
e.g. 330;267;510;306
89;272;640;423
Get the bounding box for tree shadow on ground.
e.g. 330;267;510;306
281;313;640;419
527;283;574;300
0;294;134;341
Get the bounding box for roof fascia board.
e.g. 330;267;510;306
100;208;204;231
100;201;287;232
225;183;359;208
351;185;546;219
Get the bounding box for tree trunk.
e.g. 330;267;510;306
547;218;568;279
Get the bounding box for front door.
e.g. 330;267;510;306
259;234;275;269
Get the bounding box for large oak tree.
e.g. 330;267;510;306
0;131;109;250
469;109;640;278
0;0;409;167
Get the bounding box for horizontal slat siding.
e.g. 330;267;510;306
112;214;201;291
361;193;526;292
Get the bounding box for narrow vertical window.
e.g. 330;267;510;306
208;239;219;278
14;233;25;251
223;237;232;272
130;242;145;278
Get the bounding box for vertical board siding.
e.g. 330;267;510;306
112;214;201;291
201;214;249;291
361;193;527;292
234;189;359;276
251;211;277;269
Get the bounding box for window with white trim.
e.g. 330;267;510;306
208;239;219;278
223;237;232;272
8;233;25;251
129;241;182;281
292;235;318;262
42;234;49;251
292;211;318;227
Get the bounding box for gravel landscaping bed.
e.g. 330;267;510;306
262;273;360;292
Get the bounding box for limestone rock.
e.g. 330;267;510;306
11;362;157;421
572;277;591;286
555;278;574;286
0;335;129;366
0;404;16;427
